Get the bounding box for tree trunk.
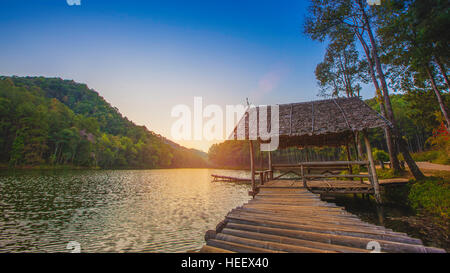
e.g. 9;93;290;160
53;143;59;165
435;56;450;89
354;30;400;171
360;4;423;179
398;137;425;180
425;65;450;132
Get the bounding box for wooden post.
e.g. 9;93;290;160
353;135;364;184
353;133;360;161
268;151;273;180
259;149;263;172
249;140;256;197
363;132;382;204
345;142;353;181
354;132;364;161
301;164;307;188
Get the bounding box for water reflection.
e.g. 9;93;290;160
2;170;447;252
0;169;251;253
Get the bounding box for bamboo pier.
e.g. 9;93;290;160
200;184;445;253
211;174;252;183
200;98;446;253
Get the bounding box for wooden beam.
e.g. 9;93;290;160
273;161;369;167
303;174;370;179
363;132;382;204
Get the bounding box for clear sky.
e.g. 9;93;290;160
0;0;375;152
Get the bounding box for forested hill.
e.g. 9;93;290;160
0;76;208;169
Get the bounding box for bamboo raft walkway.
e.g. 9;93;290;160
200;183;445;253
201;98;446;253
211;174;252;183
211;174;409;194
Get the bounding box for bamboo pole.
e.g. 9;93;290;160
215;233;332;253
249;140;256;197
259;148;263;172
301;164;307;188
221;228;369;253
200;245;234;253
363;132;382;204
268;151;273;180
225;223;443;253
207;239;283;253
345;142;353;181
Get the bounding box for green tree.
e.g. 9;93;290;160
304;0;424;178
377;0;450;132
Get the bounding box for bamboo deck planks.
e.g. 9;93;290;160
200;186;446;253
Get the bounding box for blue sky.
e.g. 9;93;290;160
0;0;375;151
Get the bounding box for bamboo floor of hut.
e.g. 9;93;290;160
200;183;445;253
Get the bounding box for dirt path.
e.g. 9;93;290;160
415;162;450;172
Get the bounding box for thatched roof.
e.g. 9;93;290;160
229;97;391;147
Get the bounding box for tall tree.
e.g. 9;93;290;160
304;0;425;179
315;31;369;98
377;0;450;132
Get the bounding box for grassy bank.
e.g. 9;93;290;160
412;150;450;165
382;167;449;219
410;135;450;165
409;176;450;219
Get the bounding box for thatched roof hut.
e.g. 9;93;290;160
226;97;391;203
230;97;391;148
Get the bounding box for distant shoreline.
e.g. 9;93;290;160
0;164;251;172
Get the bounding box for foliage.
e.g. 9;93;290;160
373;148;390;162
412;129;450;165
366;93;449;153
409;177;450;218
0;76;208;169
209;141;251;168
315;32;369;98
377;0;450;129
412;150;441;163
376;169;402;180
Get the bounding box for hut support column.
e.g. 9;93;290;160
249;140;256;197
363;132;382;204
345;142;353;179
354;132;364;160
268;151;273;180
259;149;263;172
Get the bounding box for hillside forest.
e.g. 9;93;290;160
0;76;208;169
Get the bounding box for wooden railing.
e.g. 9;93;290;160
263;161;375;190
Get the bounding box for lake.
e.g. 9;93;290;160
0;169;251;253
0;169;447;253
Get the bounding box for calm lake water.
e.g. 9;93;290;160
0;169;251;253
0;169;447;252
